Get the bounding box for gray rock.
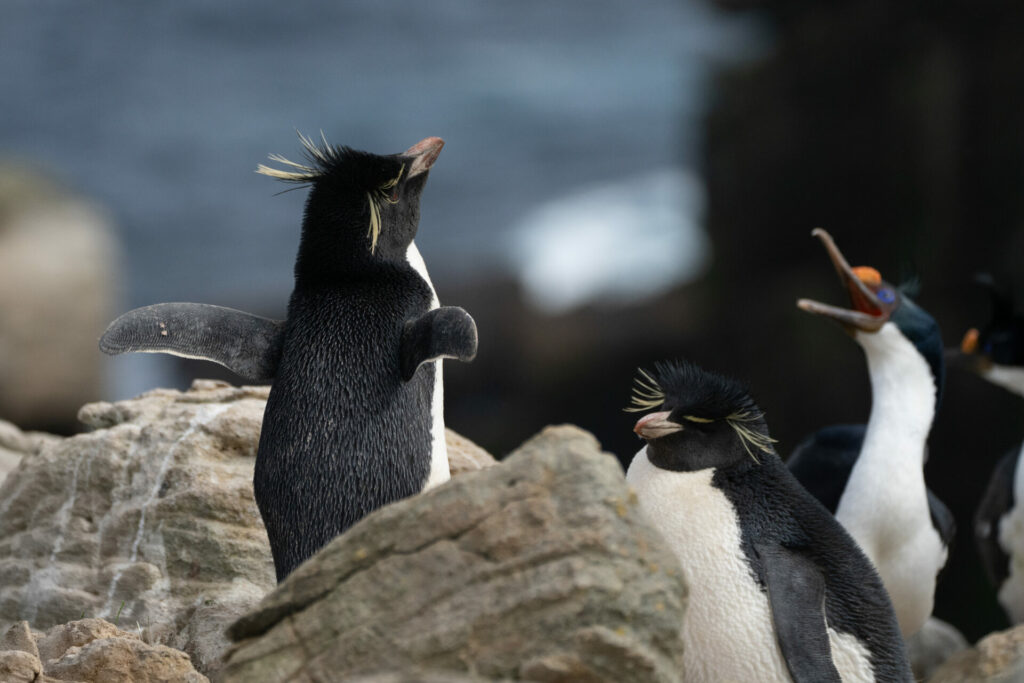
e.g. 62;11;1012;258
0;381;276;676
221;425;687;683
445;428;497;475
929;623;1024;682
907;617;968;681
0;617;208;683
0;163;120;433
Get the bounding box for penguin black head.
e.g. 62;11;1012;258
258;134;444;280
627;359;777;472
957;275;1024;396
797;228;945;402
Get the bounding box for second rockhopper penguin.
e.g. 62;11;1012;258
626;359;911;683
101;135;478;581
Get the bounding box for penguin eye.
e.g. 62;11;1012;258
877;287;896;304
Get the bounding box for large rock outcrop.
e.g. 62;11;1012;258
0;379;497;676
221;425;687;683
0;380;275;675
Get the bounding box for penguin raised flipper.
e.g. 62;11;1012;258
756;543;841;683
401;306;478;381
100;302;284;382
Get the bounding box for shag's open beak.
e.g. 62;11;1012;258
404;137;445;178
796;228;888;333
634;411;684;440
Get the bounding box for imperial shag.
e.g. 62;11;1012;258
787;229;953;638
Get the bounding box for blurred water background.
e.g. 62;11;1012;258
1;0;752;398
3;0;1024;641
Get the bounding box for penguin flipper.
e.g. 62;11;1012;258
400;306;478;381
100;302;285;382
756;543;842;683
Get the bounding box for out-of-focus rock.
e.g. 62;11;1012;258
929;623;1024;682
221;425;687;683
0;164;120;433
0;618;208;683
907;617;969;681
444;427;497;475
0;380;276;675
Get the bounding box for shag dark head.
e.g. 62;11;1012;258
797;228;945;401
258;133;444;280
627;359;777;472
957;275;1024;396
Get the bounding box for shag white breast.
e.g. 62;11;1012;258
626;449;875;682
839;325;945;637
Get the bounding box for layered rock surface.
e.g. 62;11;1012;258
0;618;208;682
0;380;275;675
221;425;688;683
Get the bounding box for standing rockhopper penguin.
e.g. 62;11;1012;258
100;134;478;581
625;359;911;682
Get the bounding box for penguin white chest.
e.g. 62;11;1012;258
626;449;875;683
405;241;450;490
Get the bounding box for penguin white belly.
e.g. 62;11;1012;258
627;450;875;683
997;442;1024;622
406;241;450;490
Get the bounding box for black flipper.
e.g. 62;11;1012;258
756;543;842;683
400;306;478;381
100;302;285;382
975;447;1020;589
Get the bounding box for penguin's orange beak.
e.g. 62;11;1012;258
634;411;684;440
405;137;445;178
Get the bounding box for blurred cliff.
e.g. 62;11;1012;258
0;165;119;433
